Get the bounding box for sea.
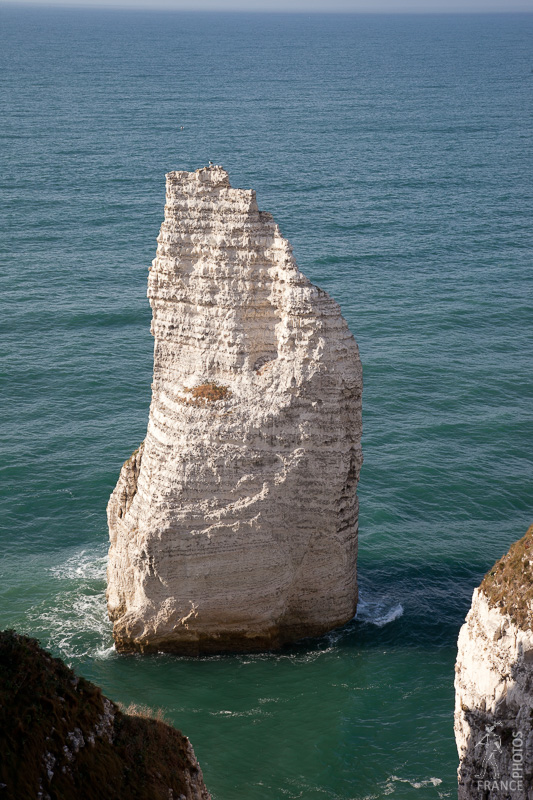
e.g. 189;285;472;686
1;7;532;798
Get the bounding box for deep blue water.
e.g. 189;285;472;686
1;8;532;798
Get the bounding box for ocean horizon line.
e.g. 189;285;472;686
2;3;532;16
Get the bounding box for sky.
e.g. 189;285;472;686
1;0;532;11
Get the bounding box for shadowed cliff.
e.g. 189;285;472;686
0;630;210;800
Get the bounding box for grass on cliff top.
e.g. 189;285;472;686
0;630;203;800
481;524;533;630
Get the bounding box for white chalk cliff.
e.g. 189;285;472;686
454;525;533;798
107;166;363;654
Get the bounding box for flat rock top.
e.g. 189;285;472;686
167;165;232;188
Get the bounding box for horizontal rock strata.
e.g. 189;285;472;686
107;165;362;654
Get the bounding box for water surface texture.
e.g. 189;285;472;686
1;9;532;799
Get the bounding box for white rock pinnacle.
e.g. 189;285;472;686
107;166;363;654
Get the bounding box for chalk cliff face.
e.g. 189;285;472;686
454;525;533;798
107;165;362;655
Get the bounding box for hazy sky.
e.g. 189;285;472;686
2;0;532;11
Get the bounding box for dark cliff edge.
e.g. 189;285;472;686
0;631;211;800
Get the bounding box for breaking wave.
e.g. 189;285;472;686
356;596;404;627
384;775;443;794
27;545;114;663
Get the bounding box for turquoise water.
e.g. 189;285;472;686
1;8;532;798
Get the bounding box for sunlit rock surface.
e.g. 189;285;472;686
107;166;362;655
454;525;533;798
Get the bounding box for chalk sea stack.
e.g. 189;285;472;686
107;166;363;655
454;525;533;798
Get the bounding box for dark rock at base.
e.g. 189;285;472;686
0;630;211;800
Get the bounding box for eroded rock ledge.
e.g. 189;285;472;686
107;165;363;655
0;631;210;800
454;525;533;799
